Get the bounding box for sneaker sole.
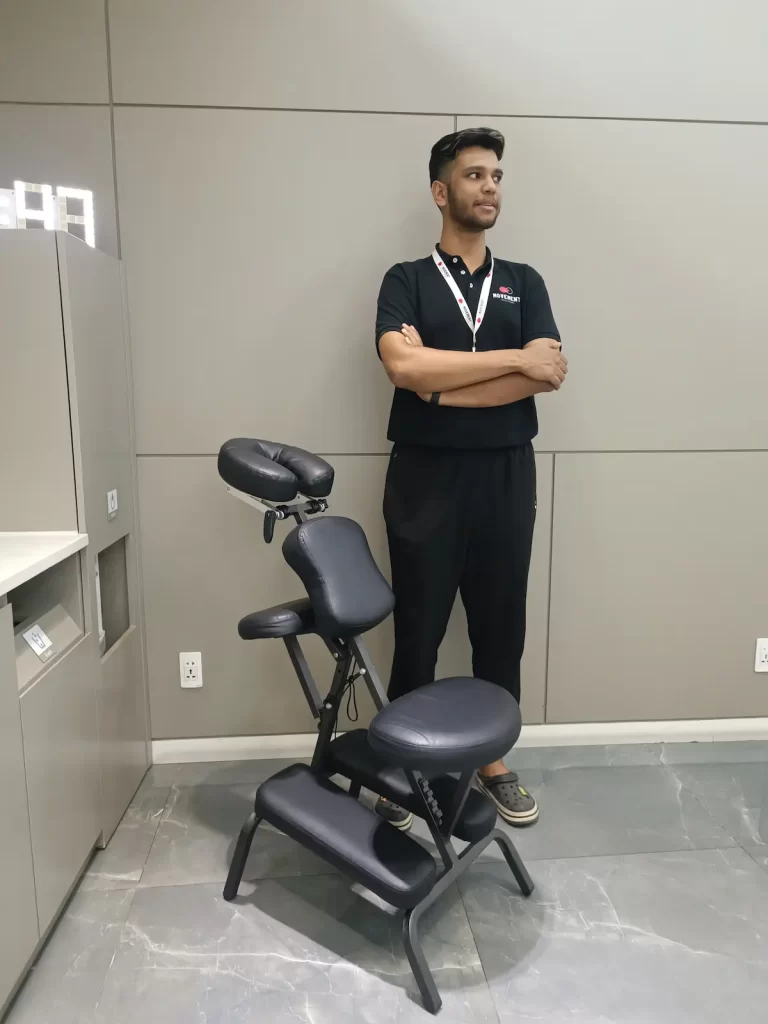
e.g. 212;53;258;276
478;783;539;828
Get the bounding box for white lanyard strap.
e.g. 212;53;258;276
432;248;494;352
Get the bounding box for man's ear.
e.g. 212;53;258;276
431;180;448;210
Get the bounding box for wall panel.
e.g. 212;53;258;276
0;105;118;258
0;0;108;103
139;452;551;737
114;106;451;454
109;0;768;121
547;452;768;723
458;116;768;453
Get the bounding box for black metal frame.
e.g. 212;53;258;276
223;630;534;1015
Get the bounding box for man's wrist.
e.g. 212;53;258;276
507;350;529;375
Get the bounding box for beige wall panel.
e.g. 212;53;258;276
0;105;118;257
458;116;768;453
114;107;451;455
0;0;108;103
139;454;392;739
109;0;768;121
436;454;552;725
140;451;552;738
547;453;768;723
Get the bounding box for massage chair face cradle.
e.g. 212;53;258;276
217;438;534;1015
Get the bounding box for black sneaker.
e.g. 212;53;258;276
375;796;414;831
477;771;539;827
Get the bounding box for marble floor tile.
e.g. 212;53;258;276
92;876;498;1023
745;846;768;876
660;741;768;766
145;756;307;789
510;743;663;771
80;782;170;891
4;889;135;1024
665;762;768;847
139;783;334;888
475;765;735;863
461;847;768;1024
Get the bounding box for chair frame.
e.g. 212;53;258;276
223;627;534;1014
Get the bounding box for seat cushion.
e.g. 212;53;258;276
255;764;436;909
368;677;521;773
328;730;497;843
238;598;315;640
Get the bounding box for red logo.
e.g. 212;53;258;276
499;286;512;294
458;298;464;304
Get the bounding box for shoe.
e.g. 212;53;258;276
477;771;539;827
374;796;414;831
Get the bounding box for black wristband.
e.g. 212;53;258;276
430;392;441;405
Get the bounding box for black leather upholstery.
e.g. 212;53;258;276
328;730;497;843
255;764;437;909
283;517;395;638
238;598;315;640
218;438;334;502
368;677;521;773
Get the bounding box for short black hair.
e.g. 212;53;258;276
429;127;505;185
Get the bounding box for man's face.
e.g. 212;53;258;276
435;146;503;231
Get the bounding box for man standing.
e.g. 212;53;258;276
375;128;567;830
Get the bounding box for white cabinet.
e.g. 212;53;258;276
0;605;39;1009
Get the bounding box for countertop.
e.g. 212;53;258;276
0;532;88;595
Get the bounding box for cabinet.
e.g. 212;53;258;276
0;605;39;1009
0;229;150;1010
20;628;102;932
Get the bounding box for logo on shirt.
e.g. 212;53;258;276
493;286;520;304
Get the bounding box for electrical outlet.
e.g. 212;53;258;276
180;652;203;688
756;639;768;673
106;488;118;520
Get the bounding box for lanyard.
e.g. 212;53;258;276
432;248;494;352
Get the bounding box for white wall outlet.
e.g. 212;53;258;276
107;488;119;520
180;652;203;688
756;639;768;673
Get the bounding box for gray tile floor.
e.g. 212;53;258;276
5;743;768;1023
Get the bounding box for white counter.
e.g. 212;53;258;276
0;532;88;596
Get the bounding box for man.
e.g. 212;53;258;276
374;127;567;830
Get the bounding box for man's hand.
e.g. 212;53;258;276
401;324;423;347
520;338;568;389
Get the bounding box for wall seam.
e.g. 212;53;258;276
542;454;557;723
108;102;768;127
104;0;122;259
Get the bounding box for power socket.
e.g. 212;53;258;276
756;639;768;673
180;652;203;688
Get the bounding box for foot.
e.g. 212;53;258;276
374;796;414;831
477;771;539;827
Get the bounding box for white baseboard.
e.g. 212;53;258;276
152;717;768;765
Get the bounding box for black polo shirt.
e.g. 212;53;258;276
375;245;560;450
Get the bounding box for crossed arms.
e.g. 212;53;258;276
378;325;568;408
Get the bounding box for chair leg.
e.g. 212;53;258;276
403;904;442;1015
223;812;262;901
493;829;535;897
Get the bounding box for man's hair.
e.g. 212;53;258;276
428;127;505;185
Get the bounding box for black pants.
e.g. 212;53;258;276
384;443;536;705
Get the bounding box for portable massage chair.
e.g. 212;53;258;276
217;437;534;1014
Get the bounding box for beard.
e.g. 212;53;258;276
446;188;500;231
